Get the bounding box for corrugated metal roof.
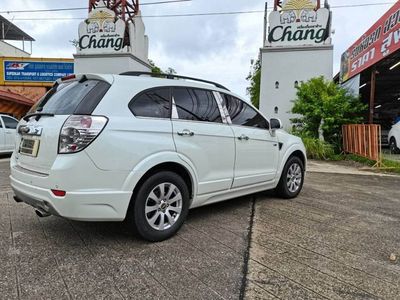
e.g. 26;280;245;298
0;15;35;41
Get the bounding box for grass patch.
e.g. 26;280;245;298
301;137;336;160
344;154;400;174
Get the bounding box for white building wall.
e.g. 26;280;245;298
128;14;149;63
259;45;333;129
0;41;30;57
74;53;150;74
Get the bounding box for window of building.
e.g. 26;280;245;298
173;88;222;123
222;94;269;129
129;88;171;118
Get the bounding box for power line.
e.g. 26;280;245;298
2;2;397;21
0;0;191;14
330;2;395;8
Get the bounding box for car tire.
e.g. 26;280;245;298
389;138;400;154
276;156;304;199
127;171;190;242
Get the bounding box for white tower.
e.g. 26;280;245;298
259;0;333;129
74;0;151;74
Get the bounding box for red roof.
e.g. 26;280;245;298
0;90;35;106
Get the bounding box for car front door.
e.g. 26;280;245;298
171;87;235;196
1;116;18;152
221;94;279;188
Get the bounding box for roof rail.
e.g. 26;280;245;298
119;71;230;91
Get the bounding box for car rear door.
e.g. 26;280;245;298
171;87;235;195
221;94;279;188
2;116;18;151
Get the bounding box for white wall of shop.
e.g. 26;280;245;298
0;41;30;57
259;45;333;129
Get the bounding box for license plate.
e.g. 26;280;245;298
19;138;40;157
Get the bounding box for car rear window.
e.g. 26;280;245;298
31;79;110;115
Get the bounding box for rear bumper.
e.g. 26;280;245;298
10;152;133;221
10;176;131;221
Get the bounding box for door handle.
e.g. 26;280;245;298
177;129;194;137
237;134;249;141
6;132;13;134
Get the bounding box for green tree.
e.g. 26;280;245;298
165;67;177;75
246;60;261;108
291;77;367;147
149;59;162;74
149;60;177;75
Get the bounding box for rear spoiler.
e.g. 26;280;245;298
55;74;114;86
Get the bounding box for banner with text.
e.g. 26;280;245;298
4;61;74;82
340;2;400;82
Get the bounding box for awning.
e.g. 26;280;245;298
0;15;35;41
0;90;35;106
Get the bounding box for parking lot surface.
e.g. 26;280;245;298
1;158;400;300
0;159;251;300
246;170;400;300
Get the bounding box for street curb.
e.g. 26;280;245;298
307;169;400;178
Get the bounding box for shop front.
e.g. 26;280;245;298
340;1;400;144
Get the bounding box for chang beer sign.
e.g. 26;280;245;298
267;0;331;46
77;2;126;54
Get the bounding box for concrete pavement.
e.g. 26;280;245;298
1;158;400;299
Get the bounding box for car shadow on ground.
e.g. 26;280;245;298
66;192;270;242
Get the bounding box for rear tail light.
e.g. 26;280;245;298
59;115;108;153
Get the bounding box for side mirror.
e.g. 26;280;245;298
270;118;283;130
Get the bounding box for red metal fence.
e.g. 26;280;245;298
342;124;381;163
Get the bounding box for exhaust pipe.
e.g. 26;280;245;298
13;196;23;203
35;209;51;218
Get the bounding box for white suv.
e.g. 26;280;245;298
10;73;306;241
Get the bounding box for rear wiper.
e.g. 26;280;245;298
23;112;55;121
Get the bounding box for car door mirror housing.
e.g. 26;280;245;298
270;118;283;130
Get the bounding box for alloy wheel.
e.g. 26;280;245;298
286;163;302;193
145;183;183;231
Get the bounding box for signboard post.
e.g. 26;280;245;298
73;0;151;74
259;0;333;129
266;0;331;47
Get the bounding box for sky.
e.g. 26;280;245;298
0;0;396;98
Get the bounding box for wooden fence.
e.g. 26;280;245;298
342;124;381;163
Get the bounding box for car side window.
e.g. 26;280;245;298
2;116;18;129
223;94;269;129
0;119;3;128
129;88;171;118
173;88;222;123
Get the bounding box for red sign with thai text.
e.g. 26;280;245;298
340;2;400;82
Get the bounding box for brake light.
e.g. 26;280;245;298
59;115;108;153
61;74;76;81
